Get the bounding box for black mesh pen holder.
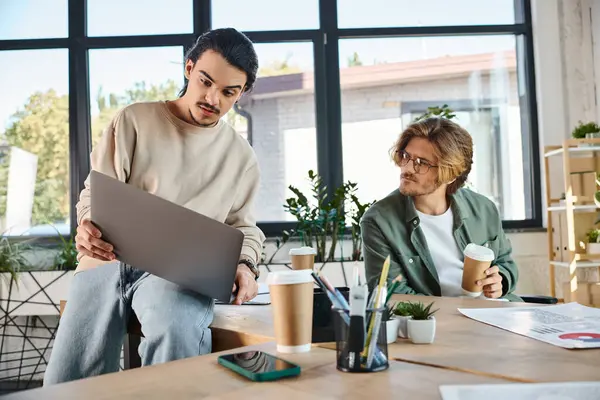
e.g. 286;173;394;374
332;307;389;373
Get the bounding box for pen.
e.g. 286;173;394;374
385;275;402;305
312;272;350;324
318;273;350;311
348;283;367;370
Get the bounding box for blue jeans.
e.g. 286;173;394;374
44;262;214;385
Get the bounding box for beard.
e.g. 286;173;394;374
399;172;441;197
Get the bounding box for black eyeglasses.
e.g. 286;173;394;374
397;150;438;174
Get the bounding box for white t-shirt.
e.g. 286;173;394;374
416;208;464;296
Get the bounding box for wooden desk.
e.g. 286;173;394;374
211;304;275;351
5;342;508;399
213;296;600;383
384;295;600;383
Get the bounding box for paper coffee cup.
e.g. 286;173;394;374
289;247;317;270
461;243;495;297
267;270;314;353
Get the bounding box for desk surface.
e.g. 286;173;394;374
215;295;600;383
5;342;507;400
385;295;600;383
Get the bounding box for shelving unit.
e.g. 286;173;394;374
544;138;600;305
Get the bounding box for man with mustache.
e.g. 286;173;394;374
361;118;520;301
44;28;265;385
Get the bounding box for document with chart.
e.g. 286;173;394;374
439;382;600;400
458;303;600;349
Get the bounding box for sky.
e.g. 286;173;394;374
0;0;516;129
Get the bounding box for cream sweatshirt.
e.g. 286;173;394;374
76;101;265;273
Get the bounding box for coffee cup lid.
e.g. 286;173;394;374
463;243;495;262
267;269;313;285
289;247;317;256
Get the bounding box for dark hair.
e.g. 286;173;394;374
178;28;258;97
390;117;473;195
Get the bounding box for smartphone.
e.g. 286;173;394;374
217;350;301;382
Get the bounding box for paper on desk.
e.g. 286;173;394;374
458;302;600;349
439;381;600;400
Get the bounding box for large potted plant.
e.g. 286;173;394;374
283;170;374;263
406;301;439;344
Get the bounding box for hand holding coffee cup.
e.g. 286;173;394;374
478;265;504;299
461;243;495;298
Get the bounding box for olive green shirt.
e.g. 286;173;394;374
361;188;521;302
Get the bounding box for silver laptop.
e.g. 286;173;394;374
90;170;244;303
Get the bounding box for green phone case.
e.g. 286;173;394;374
217;353;301;382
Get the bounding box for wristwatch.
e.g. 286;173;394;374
238;258;259;280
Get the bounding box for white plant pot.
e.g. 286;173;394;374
587;243;600;261
407;317;436;344
385;318;400;344
396;315;412;339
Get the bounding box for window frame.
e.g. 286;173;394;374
0;0;540;239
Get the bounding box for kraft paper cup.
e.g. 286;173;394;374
461;243;495;297
267;269;314;353
289;247;317;270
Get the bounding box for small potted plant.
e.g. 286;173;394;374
383;302;400;344
586;228;600;259
406;301;438;344
393;301;413;339
572;121;600;146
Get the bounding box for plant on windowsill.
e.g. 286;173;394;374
0;232;76;317
283;170;374;263
53;234;78;271
413;104;457;122
0;236;31;286
406;301;439;344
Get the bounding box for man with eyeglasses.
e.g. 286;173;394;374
361;118;520;301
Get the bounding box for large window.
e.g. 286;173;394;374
337;0;516;28
0;0;540;238
0;49;69;236
339;35;530;221
88;46;184;148
232;43;317;222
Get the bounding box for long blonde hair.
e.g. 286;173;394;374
391;118;473;195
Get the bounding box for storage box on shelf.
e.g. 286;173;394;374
544;138;600;304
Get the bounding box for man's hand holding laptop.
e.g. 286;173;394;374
76;219;116;262
75;218;258;304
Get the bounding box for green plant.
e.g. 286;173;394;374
0;237;32;285
414;104;456;122
571;121;600;139
383;302;396;321
407;301;439;321
283;170;373;262
346;183;375;261
587;229;600;243
393;301;413;317
53;234;78;270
